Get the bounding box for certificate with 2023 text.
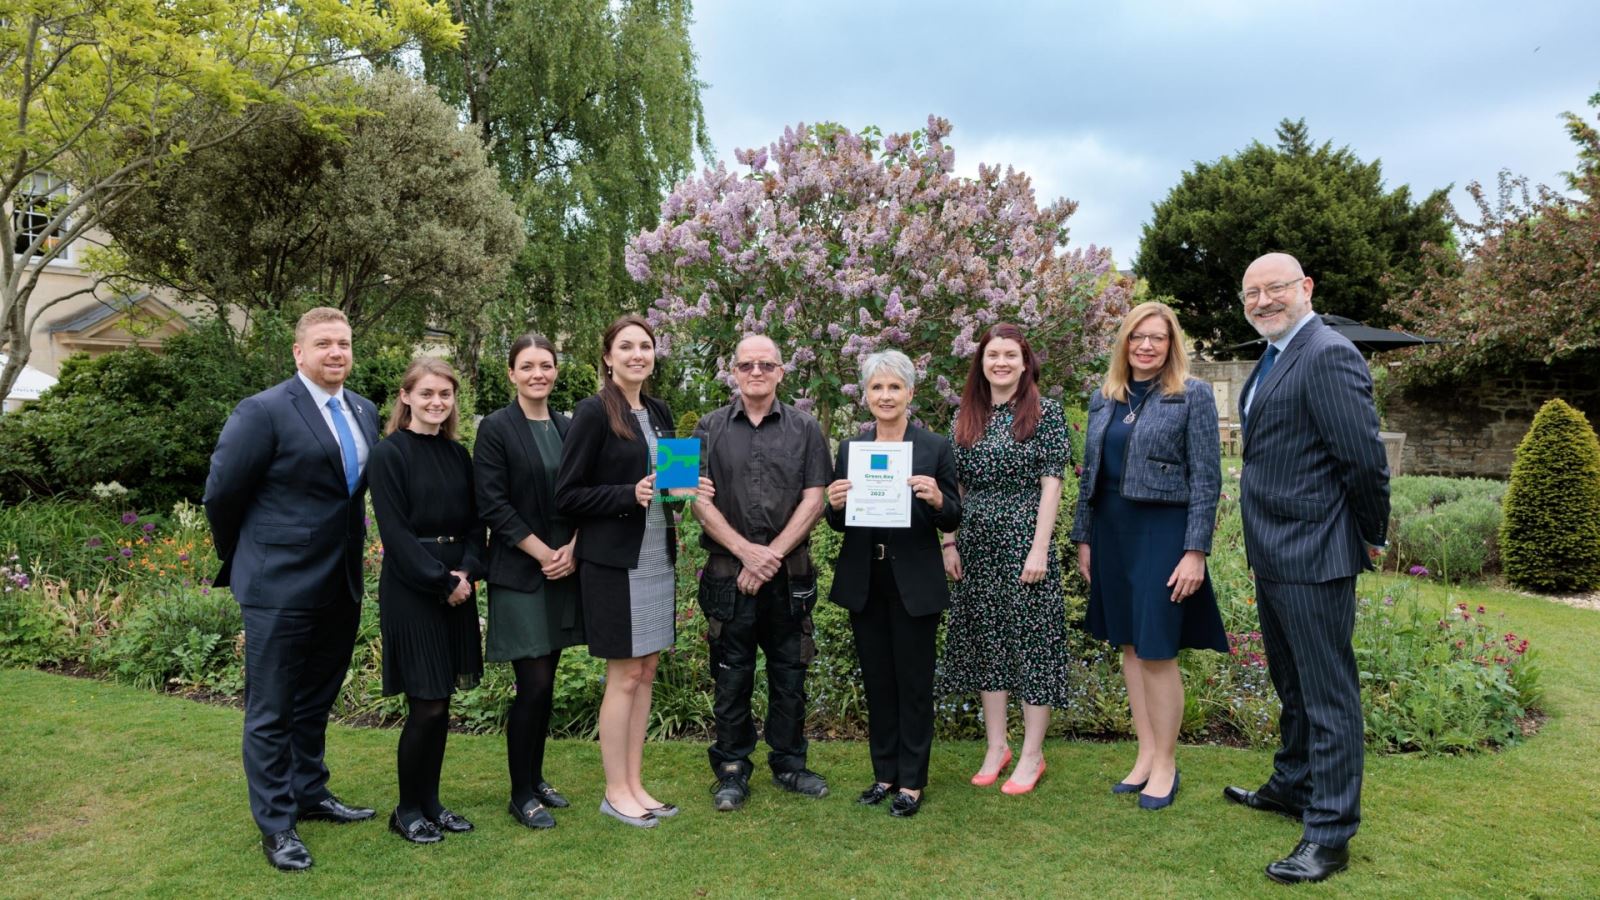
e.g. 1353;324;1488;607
845;441;912;528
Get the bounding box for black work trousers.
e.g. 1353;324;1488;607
702;571;816;777
850;560;940;791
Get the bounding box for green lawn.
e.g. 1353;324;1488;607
3;576;1597;898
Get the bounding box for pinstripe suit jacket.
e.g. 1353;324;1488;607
1238;314;1390;584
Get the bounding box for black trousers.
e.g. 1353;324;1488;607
1256;576;1364;848
703;572;815;776
240;601;361;835
850;560;941;791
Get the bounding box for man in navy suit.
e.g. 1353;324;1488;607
204;307;383;871
1225;253;1390;884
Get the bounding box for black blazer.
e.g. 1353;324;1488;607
474;402;573;591
825;423;962;616
554;393;678;569
203;376;382;608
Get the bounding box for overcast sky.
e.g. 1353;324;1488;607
688;0;1599;265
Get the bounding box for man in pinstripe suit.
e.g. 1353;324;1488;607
1226;253;1390;884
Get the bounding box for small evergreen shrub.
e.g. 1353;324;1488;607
1500;399;1600;592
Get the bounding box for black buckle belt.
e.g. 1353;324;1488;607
872;543;890;561
422;536;465;544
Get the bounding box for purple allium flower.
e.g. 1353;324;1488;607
178;553;189;562
120;547;133;558
87;537;103;548
1408;565;1429;577
121;512;138;525
142;523;156;533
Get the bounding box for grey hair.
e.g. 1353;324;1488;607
858;349;916;393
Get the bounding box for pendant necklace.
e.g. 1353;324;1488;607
1123;384;1155;425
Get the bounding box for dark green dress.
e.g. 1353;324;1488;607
485;418;584;661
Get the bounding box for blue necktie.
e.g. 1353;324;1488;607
1245;345;1279;436
327;396;361;495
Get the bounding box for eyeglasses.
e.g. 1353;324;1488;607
1239;279;1304;304
734;360;781;374
1128;332;1169;347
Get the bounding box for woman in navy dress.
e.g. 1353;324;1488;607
367;358;486;843
1070;302;1228;811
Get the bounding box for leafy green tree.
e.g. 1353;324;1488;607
417;0;709;393
0;0;461;401
1135;119;1450;356
1499;399;1600;593
95;69;522;345
1389;88;1600;382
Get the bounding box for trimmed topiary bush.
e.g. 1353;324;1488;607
1500;399;1600;592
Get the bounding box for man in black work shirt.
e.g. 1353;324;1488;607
692;334;832;811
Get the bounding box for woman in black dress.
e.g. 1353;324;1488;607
1070;302;1228;811
825;350;962;819
555;315;707;828
475;334;582;830
367;357;486;843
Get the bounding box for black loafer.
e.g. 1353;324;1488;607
533;781;570;809
888;790;922;818
261;829;313;871
298;795;376;824
389;810;444;844
773;768;830;798
1222;785;1304;820
509;800;556;830
429;808;474;833
1265;840;1350;884
857;782;897;806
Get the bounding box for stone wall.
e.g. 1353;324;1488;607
1190;359;1600;479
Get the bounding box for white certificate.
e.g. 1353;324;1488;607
845;441;913;528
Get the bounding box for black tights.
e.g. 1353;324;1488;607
507;651;561;808
396;696;450;822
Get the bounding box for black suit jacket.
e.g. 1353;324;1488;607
203;376;382;608
474;402;573;591
554;393;678;569
1239;314;1391;583
825;423;962;616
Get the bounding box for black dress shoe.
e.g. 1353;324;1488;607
262;829;313;871
1265;840;1350;884
389;810;444;844
509;800;556;830
1222;785;1304;820
298;795;376;824
533;781;570;809
856;782;897;805
428;808;474;833
888;790;922;818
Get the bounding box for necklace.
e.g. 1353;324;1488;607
1122;383;1155;425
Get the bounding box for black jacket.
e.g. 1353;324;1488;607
474;401;573;591
554;393;678;569
825;423;962;616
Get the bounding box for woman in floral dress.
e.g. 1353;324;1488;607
938;323;1072;795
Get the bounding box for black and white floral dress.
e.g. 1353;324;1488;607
936;398;1074;707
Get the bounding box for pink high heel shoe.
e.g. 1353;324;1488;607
1001;758;1047;795
970;747;1013;787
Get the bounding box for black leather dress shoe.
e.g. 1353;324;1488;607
1222;785;1304;820
888;790;922;818
857;782;897;805
509;800;556;830
1265;840;1349;884
389;810;444;844
533;781;570;809
298;795;376;824
429;808;474;833
262;829;313;871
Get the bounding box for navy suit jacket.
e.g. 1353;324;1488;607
1238;314;1390;584
203;376;382;608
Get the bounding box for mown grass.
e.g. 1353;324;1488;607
2;575;1596;898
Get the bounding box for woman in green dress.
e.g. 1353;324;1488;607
474;334;583;829
937;323;1072;795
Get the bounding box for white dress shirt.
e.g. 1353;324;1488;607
296;371;371;477
1242;309;1316;417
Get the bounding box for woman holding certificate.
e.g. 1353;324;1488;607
555;314;696;829
825;350;962;819
1070;301;1228;812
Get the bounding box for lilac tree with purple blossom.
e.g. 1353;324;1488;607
626;116;1131;436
